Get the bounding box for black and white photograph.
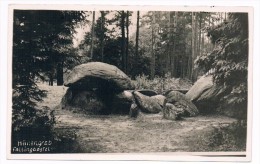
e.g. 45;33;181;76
5;4;254;161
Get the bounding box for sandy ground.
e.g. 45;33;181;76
38;83;237;153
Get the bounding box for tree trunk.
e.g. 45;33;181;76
151;12;156;79
220;12;223;23
201;32;205;56
191;12;195;80
198;13;202;57
173;12;178;77
201;13;205;56
100;11;105;62
49;53;54;86
56;60;63;86
193;12;198;81
126;11;129;74
121;11;126;73
167;11;171;76
49;73;54;86
90;11;95;59
135;11;140;58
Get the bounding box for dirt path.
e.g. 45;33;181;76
38;83;237;153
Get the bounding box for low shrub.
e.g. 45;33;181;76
12;106;55;153
188;122;247;152
51;129;83;153
11;106;82;153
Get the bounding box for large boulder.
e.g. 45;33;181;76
185;75;227;113
64;62;135;91
111;90;134;114
163;103;184;120
185;75;214;101
164;89;189;95
135;89;158;96
133;91;163;114
151;95;166;108
165;91;199;116
61;88;107;114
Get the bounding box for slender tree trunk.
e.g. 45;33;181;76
193;12;199;81
56;59;64;86
190;12;194;80
90;11;95;59
191;12;195;81
173;11;178;77
207;14;210;50
220;13;223;23
151;12;156;79
167;11;172;76
135;11;140;58
201;33;205;55
207;13;213;51
49;72;54;86
126;11;129;74
198;13;202;57
201;14;205;56
49;53;54;86
187;49;192;79
100;11;105;62
121;11;126;72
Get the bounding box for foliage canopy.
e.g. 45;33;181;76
196;13;248;116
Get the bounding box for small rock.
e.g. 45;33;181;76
129;103;139;118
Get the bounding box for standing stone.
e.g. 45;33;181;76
111;90;134;114
185;75;227;113
129;103;139;118
185;75;213;101
135;89;158;96
151;95;166;108
61;88;106;114
61;87;73;109
165;91;199;116
133;91;163;114
163;103;184;120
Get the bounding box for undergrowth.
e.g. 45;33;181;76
207;122;247;151
11;105;82;153
188;122;247;152
134;73;192;94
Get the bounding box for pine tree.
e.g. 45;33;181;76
12;10;85;141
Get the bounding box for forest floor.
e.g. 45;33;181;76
37;83;242;153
